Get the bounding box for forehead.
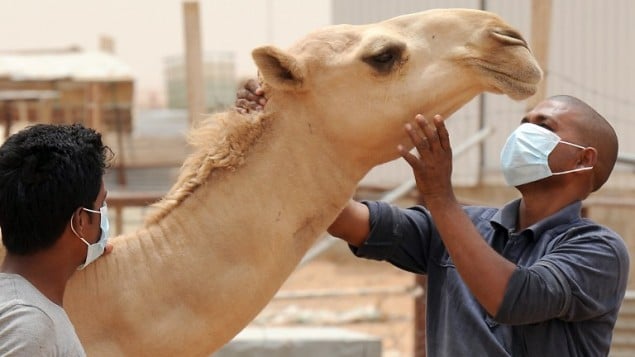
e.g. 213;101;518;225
531;99;572;117
529;99;584;126
529;99;593;142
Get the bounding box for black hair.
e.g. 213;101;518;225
0;124;111;255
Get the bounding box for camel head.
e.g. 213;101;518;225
252;8;542;171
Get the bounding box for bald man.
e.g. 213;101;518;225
235;85;629;356
328;95;628;356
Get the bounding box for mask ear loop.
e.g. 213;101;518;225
551;166;594;176
552;141;595;175
559;140;587;150
70;212;90;246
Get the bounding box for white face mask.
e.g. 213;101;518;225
500;123;593;187
71;203;110;270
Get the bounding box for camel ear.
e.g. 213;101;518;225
252;46;305;91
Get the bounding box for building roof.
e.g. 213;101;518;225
0;90;59;101
0;51;133;82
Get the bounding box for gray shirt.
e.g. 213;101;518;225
0;273;85;356
353;199;629;356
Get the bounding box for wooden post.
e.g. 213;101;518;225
16;101;28;123
525;0;553;111
90;83;103;133
3;101;12;139
182;1;205;125
38;98;52;124
476;0;488;184
110;83;127;186
99;35;115;54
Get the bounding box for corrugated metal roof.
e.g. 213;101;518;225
0;51;133;82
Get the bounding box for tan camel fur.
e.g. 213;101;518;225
0;9;541;356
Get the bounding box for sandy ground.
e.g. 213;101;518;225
255;244;419;357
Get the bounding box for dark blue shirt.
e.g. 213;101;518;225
352;199;629;356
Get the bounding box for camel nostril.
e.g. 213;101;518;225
491;29;528;48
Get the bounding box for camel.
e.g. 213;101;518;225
0;9;541;356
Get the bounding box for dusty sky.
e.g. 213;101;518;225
1;0;330;97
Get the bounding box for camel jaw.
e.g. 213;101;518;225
475;61;543;99
466;28;543;100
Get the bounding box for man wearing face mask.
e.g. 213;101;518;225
0;124;113;356
236;83;629;356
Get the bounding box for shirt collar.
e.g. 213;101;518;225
490;199;583;240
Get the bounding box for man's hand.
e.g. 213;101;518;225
398;114;455;205
399;114;514;316
235;79;267;114
104;243;114;255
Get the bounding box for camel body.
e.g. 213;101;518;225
1;9;541;356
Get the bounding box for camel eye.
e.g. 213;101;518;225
374;52;395;64
363;44;404;73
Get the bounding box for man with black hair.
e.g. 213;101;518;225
0;124;113;356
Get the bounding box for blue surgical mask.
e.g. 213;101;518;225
500;123;593;187
71;203;110;270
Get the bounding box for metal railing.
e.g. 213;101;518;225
617;152;635;167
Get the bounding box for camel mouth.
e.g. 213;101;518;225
477;62;542;99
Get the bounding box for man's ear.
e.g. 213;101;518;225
579;146;598;167
71;208;85;235
252;46;305;91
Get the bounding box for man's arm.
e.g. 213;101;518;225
424;197;516;316
495;230;629;324
400;114;516;316
327;200;370;247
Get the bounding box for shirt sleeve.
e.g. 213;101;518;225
350;200;435;274
495;224;630;324
0;304;57;356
